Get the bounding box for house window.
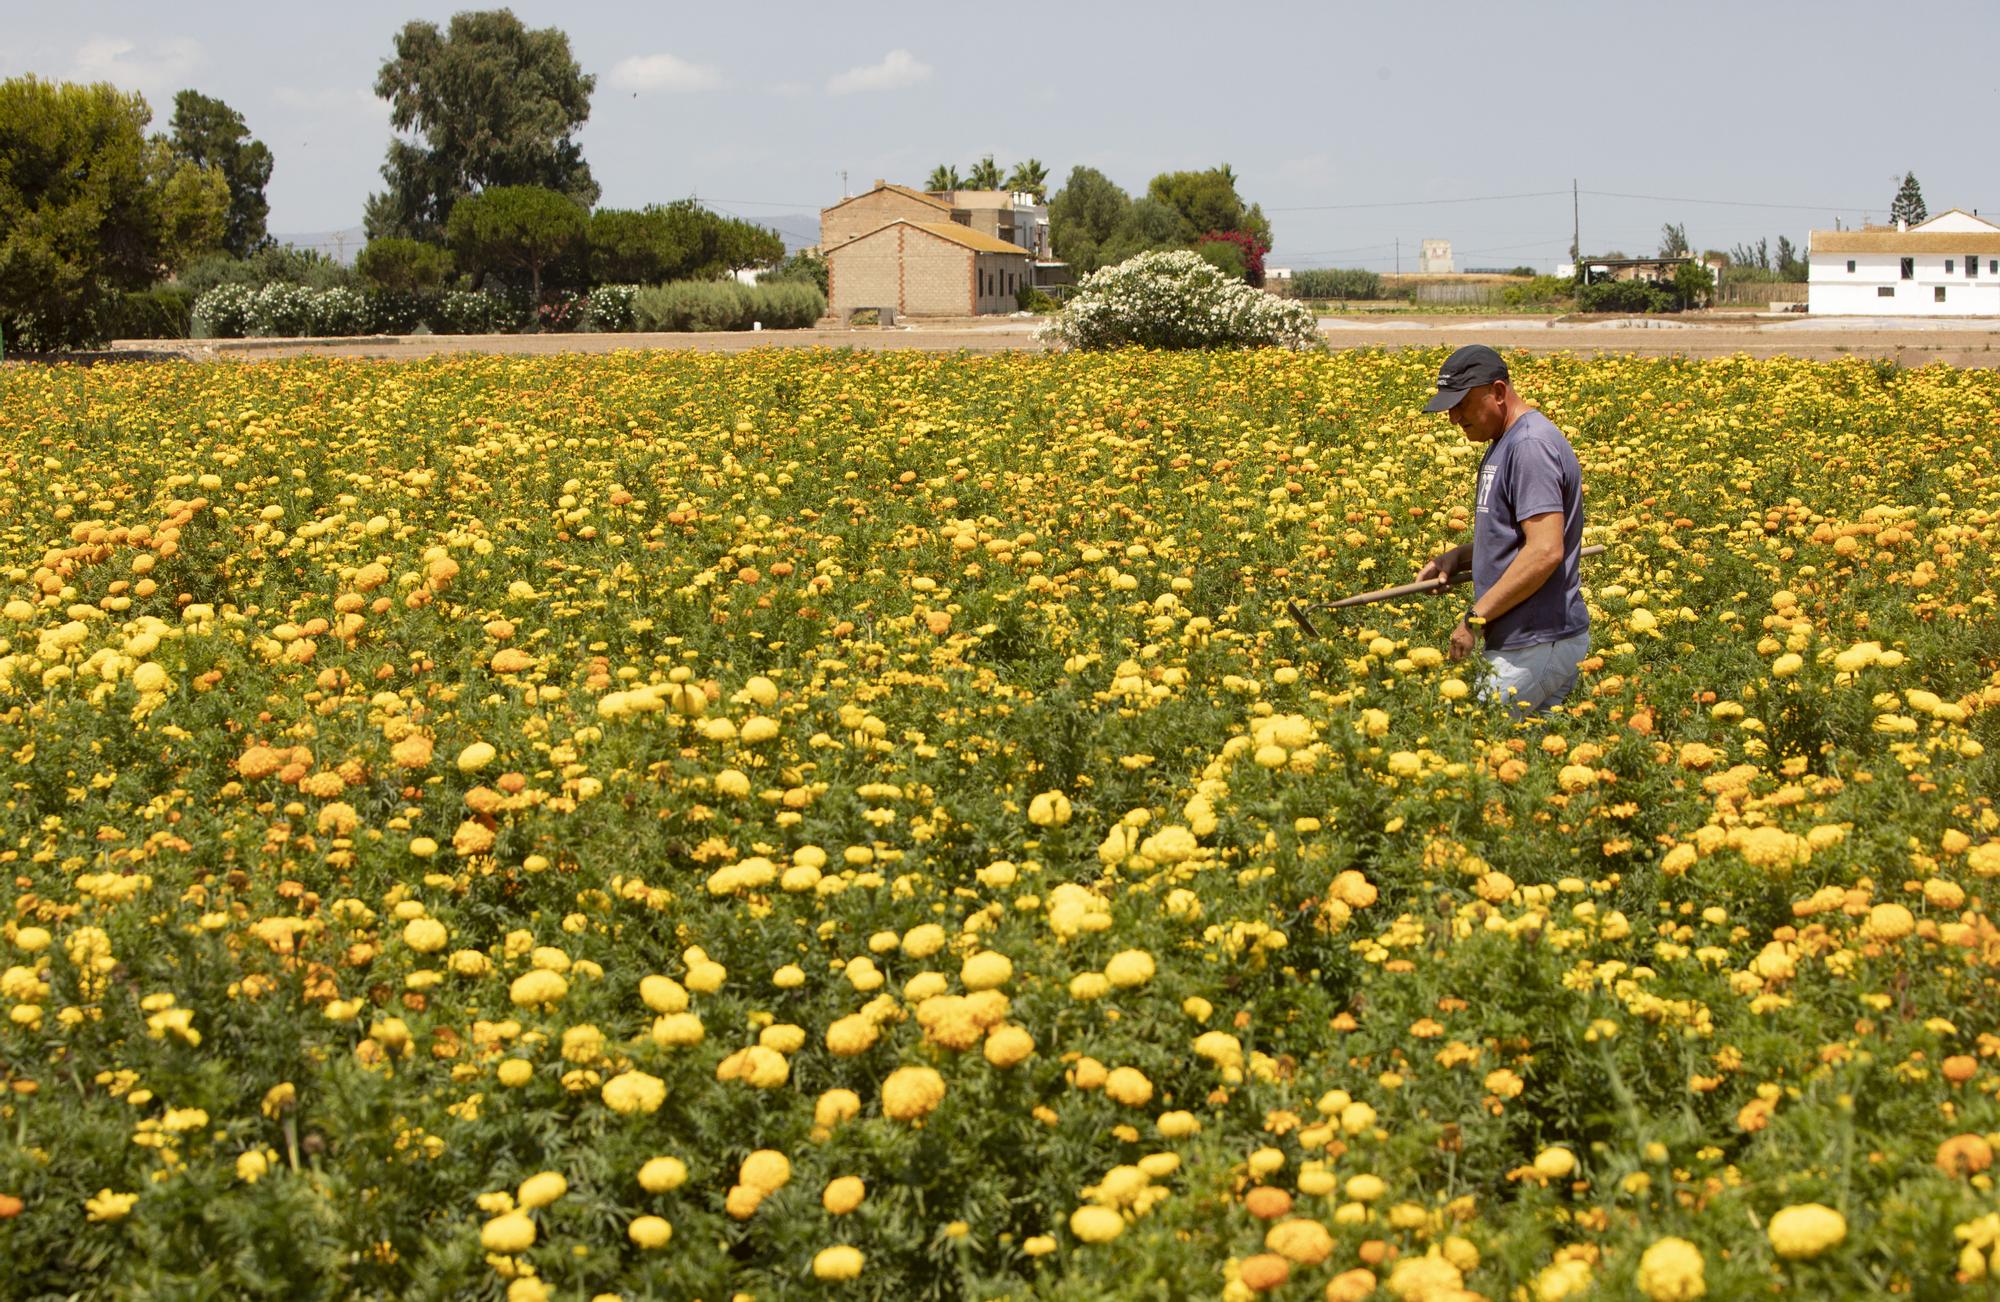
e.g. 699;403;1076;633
1946;259;1955;273
1935;286;1947;303
1969;256;1979;278
1846;260;1856;273
1991;259;1998;274
1901;257;1915;279
1877;286;1895;297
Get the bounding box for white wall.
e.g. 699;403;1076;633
1808;249;2000;315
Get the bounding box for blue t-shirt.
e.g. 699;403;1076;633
1471;409;1589;651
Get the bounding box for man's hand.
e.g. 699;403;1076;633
1416;543;1468;590
1447;618;1478;661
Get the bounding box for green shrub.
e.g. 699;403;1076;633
1289;268;1383;300
427;290;511;335
366;290;433;335
106;287;196;339
1040;250;1321;351
632;281;825;332
356;238;453;291
1577;278;1677;313
757;251;828;296
1501;275;1571;308
581;285;638;332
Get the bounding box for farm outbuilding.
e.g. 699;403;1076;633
823;218;1031;321
1808;209;2000;316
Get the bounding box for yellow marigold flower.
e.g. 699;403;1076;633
881;1065;946;1122
627;1215;672;1249
235;1150;270;1183
600;1070;666;1115
402;918;448;953
480;1211;536;1253
1636;1236;1706;1301
983;1024;1035;1068
813;1245;865;1280
1265;1218;1333;1265
1533;1147;1576;1180
508;969;567;1009
1104;949;1155;988
1768;1203;1846;1259
1024;1234;1057;1257
389;735;433;769
902;923;946;958
1104;1066;1153;1107
506;1279;548;1302
1027;791;1072;826
816;1088;862;1130
825;1014;879;1057
1864;902;1914;941
1069;1205;1124;1243
961;950;1013;990
457;741;496;772
1535;1258;1593;1300
637;1156;688;1193
823;1175;866;1215
738;1149;791;1195
1157;1110;1201;1138
716;1045;789;1088
516;1171;567;1209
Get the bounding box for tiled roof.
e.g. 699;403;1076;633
906;221;1031;256
1812;231;2000;253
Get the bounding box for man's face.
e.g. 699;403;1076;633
1447;381;1508;442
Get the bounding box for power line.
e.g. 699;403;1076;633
1581;188;1875;213
1267;189;1569;213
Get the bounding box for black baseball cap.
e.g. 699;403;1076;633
1423;345;1509;412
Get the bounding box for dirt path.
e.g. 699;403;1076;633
96;315;2000;368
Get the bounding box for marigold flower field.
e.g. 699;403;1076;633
1;348;1998;1300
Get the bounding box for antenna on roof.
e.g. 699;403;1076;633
841;170;849;199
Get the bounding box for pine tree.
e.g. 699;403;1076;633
1890;172;1928;227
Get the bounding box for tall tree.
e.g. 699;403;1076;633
965;155;1004;190
1146;167;1272;249
925;164;962;192
1658;222;1689;258
1005;158;1049;201
0;76;226;350
168;90;273;256
1890;171;1927;227
366;9;598;243
1049;166;1131;276
445;184;585;304
1775;235;1807;281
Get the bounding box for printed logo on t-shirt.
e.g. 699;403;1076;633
1476;465;1496;516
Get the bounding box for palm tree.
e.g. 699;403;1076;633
966;155;1005;190
1005;158;1049;201
925;164;961;193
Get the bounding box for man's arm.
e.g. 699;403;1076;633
1446;512;1564;660
1416;541;1473;587
1471;511;1564;622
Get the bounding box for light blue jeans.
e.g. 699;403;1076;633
1482;630;1590;717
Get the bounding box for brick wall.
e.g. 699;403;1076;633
972;252;1032;313
826;225;907;317
821;190;947;251
827;227;1033;317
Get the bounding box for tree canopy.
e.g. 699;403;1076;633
1890;172;1928;227
445;184;586;303
1049;164;1272;280
366;9;598;242
168;90;273;257
1;76;227;349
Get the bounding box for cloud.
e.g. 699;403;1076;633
608;52;725;94
826;49;931;95
69;36;202;97
274;87;390;120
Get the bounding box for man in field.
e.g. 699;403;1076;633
1415;345;1589;715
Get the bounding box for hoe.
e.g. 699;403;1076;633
1286;544;1607;638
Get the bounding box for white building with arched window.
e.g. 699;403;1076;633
1808;210;2000;315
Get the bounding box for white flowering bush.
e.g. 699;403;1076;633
1039;249;1322;351
190;284;255;339
245;283;320;338
582;285;639;332
308;288;372;337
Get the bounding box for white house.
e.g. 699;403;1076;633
1808;209;2000;316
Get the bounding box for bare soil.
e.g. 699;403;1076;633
86;314;2000;368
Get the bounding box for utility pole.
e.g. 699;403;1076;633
1572;177;1580;270
1395;237;1400;275
840;170;849;199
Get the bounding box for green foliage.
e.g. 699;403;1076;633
1775;236;1808;282
966;155;1005;190
925;164;961;192
1500;275;1571;308
365;9;598;242
1146;166;1272;250
1040;249;1321;350
0;76;225;350
631;281;825;331
1193;239;1248;281
1576;278;1677;313
1290;268;1384;300
757;251;829;296
105;286;197;339
1890;171;1927;227
445;185;587;303
1672;260;1714;308
168;91;273;257
1659;222;1689;258
1049;167;1132;277
356;238;454;291
175;245;358;297
587;208;686;285
1005;158;1049;201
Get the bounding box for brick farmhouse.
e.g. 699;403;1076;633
821;181;1054;320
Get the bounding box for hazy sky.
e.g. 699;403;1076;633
6;0;1997;270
